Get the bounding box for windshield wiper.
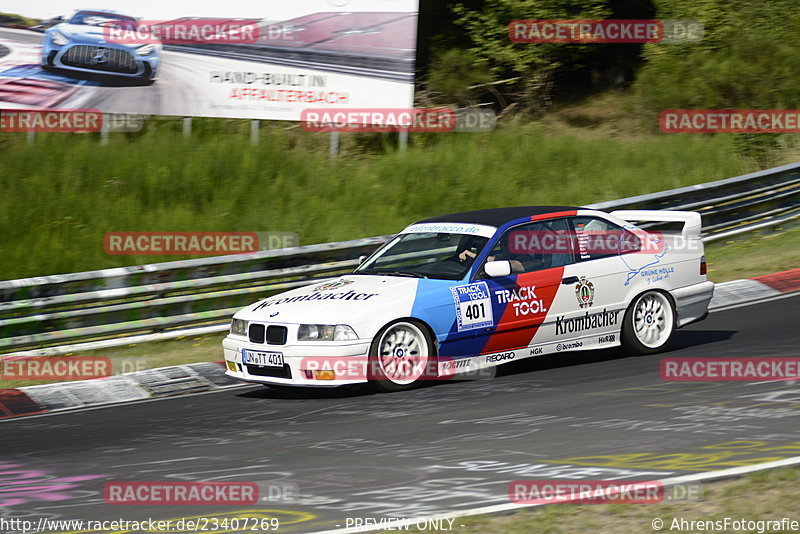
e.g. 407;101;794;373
358;270;428;279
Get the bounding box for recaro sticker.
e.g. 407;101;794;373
451;282;494;332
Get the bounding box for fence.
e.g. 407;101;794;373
1;161;798;354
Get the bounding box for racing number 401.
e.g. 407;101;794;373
464;302;486;321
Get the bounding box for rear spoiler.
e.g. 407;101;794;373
610;210;702;240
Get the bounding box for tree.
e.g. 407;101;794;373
452;0;611;112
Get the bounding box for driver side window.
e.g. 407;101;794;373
484;218;574;274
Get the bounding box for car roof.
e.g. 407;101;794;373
417;206;582;227
74;9;120;15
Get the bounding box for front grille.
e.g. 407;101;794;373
249;324;265;344
266;326;288;345
248;324;287;344
246;364;292;379
62;45;138;74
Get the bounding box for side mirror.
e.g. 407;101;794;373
358;255;367;265
484;260;512;278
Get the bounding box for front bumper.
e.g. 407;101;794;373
42;43;159;79
222;335;372;387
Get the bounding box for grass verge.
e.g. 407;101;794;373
384;466;800;534
703;224;800;282
0;121;756;280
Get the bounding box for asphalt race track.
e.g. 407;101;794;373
1;294;799;532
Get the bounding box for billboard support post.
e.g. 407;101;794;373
26;131;35;145
399;130;408;152
183;118;192;138
250;120;260;145
329;131;339;158
100;115;109;146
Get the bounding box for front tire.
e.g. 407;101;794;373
368;320;436;392
621;290;675;355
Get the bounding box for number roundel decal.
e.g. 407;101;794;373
450;282;494;332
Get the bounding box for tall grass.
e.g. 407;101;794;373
0;122;751;280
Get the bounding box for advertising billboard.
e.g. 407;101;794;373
0;0;418;119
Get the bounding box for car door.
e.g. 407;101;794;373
474;217;577;355
544;215;643;348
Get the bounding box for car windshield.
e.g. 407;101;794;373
69;12;136;27
355;232;490;280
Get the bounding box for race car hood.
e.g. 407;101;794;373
237;275;420;329
51;23;153;47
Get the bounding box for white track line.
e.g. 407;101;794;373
308;456;800;533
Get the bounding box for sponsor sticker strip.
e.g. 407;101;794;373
402;223;497;238
555;309;621;336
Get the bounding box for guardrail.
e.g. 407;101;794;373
2;161;799;355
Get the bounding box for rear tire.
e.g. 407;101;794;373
368;320;436;392
621;290;676;355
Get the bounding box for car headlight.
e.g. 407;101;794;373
50;31;68;46
297;324;358;341
230;318;248;336
136;44;155;56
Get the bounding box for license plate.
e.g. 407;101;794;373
243;349;284;368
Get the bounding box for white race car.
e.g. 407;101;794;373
223;206;714;391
